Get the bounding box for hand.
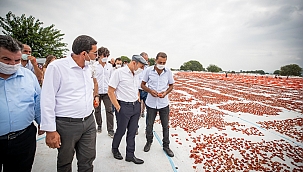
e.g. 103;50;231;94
38;125;45;135
93;98;100;108
150;90;158;97
28;56;37;65
115;105;121;112
158;91;166;98
46;131;61;148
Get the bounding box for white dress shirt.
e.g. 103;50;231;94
108;66;139;102
40;57;94;131
93;61;113;94
142;66;174;109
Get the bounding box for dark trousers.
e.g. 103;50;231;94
56;114;96;172
112;101;140;157
94;94;114;133
146;105;170;147
0;123;37;172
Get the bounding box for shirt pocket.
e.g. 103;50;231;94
19;85;35;103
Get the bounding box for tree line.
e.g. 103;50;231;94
1;12;302;76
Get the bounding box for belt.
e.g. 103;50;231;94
0;124;31;140
56;112;93;122
118;100;139;105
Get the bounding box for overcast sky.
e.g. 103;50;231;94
1;0;302;72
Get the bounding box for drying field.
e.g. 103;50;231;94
167;72;303;171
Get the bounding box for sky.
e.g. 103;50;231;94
0;0;302;73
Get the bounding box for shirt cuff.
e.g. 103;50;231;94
40;124;56;132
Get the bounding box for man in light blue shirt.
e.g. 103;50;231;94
0;35;42;172
141;52;175;157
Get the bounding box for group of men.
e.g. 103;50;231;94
0;34;175;172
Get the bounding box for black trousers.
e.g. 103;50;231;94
146;105;170;147
0;123;37;172
112;100;140;158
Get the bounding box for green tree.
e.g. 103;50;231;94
206;64;222;72
242;70;265;75
120;56;130;63
273;70;280;75
280;64;302;76
149;58;155;66
180;60;204;71
0;11;68;58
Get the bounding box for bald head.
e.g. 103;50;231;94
140;52;148;61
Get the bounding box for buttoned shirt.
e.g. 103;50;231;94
0;67;41;136
40;57;94;131
93;61;113;94
108;66;139;102
142;66;174;109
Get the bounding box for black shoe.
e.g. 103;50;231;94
112;150;123;160
125;156;144;164
108;131;114;138
163;147;174;157
144;142;151;152
97;125;102;133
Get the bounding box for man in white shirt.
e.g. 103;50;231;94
21;44;43;82
108;55;147;164
93;47;114;137
40;35;98;172
141;52;175;157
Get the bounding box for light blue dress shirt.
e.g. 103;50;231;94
142;66;174;109
0;67;41;136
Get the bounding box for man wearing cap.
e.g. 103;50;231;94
108;55;147;164
141;52;175;157
21;44;43;82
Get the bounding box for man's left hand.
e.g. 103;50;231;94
28;56;37;65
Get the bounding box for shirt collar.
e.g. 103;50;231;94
125;65;133;74
67;56;85;69
1;67;25;80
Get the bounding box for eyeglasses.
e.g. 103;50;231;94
88;51;98;56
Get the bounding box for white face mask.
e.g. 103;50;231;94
22;54;28;60
116;64;121;68
134;68;143;75
101;57;108;63
0;61;21;75
156;64;165;70
84;54;94;66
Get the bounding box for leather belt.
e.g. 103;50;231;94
118;100;139;105
0;124;31;140
56;112;93;122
